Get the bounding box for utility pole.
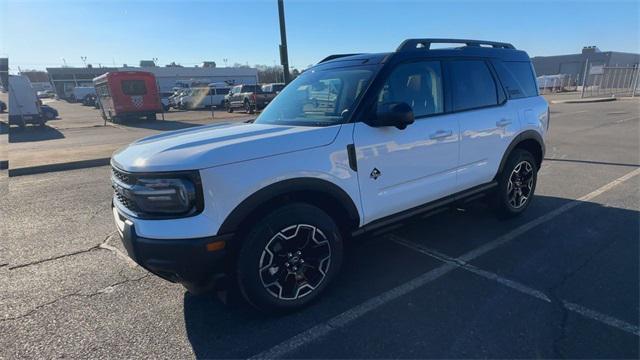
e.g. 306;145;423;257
277;0;291;84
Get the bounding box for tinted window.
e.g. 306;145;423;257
450;60;498;111
121;80;147;95
215;88;230;95
241;85;262;93
378;61;444;117
495;61;538;99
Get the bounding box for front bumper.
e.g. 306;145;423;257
113;206;232;288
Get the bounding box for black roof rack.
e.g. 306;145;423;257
397;38;515;51
319;53;363;63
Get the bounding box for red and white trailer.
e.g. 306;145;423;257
94;71;162;123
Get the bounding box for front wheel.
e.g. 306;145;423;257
226;101;233;113
493;149;538;218
237;203;343;312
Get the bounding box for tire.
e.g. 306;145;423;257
226;101;233;113
244;100;254;114
493;149;538;218
148;113;157;121
43;110;55;120
237;203;343;312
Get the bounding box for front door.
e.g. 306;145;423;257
354;60;460;224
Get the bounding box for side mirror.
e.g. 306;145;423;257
372;102;415;130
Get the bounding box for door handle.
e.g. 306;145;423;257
429;130;452;140
496;119;512;127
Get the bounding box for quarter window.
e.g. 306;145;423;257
450;60;498;111
378;61;444;117
494;61;538;99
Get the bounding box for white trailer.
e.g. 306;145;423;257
8;74;45;127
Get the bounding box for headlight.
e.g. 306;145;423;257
131;177;196;214
112;167;203;218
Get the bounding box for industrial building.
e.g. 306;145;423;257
532;46;640;78
46;63;258;99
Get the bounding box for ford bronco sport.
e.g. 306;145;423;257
111;38;548;311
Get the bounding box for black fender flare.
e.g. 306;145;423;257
217;177;361;235
496;130;545;176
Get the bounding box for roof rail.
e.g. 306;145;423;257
397;38;515;51
318;53;363;63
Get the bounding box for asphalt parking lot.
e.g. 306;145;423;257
1;99;639;358
5;99;253;172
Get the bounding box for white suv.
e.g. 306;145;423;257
111;39;549;311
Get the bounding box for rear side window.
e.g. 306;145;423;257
378;61;444;118
494;61;538;99
215;88;230;95
121;80;147;96
449;60;498;111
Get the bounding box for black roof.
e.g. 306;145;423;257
318;38;531;66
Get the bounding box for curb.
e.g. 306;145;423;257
9;157;111;177
551;97;617;104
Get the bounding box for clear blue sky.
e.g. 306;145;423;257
1;0;638;71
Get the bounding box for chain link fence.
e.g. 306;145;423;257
538;65;640;98
580;65;639;98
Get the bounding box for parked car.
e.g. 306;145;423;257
179;86;230;110
159;91;174;112
261;83;285;105
82;94;97;106
8;74;47;127
225;84;266;114
94;71;162;123
169;89;190;109
70;86;96;104
40;104;59;120
110;38;548;312
0;99;6;112
37;90;56;99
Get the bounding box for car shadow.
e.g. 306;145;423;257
8;124;65;143
182;194;639;358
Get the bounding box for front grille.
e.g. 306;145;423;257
112;166;138;213
112;167;134;185
114;190;139;212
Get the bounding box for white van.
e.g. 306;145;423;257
8;74;45;127
179;86;230;109
71;86;96;103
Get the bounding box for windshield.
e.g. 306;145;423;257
255;66;374;126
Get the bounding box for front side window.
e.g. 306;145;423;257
377;61;444;117
255;66;374;127
450;60;498;111
121;80;147;96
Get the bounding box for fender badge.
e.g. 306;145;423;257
370;168;381;180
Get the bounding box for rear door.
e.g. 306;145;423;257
354;60;460;223
448;59;517;191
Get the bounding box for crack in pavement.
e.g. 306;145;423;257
7;231;118;270
0;273;150;322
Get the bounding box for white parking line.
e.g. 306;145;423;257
391;235;639;337
250;167;640;359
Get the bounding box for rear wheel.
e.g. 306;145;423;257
237;203;343;312
493;149;538;218
244;100;254;114
148;113;157;121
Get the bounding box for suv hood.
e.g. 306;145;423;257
112;122;341;172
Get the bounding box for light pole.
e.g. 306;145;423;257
277;0;291;84
81;56;87;67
